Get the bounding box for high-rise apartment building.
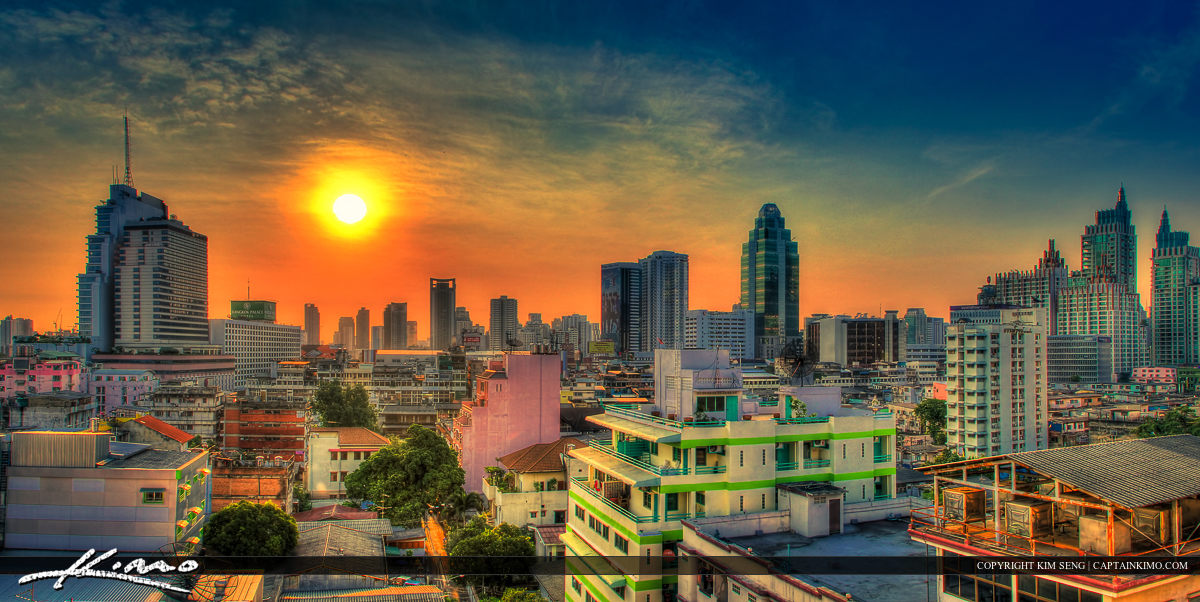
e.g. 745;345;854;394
430;278;456;350
335;316;355;348
382;302;408;350
304;303;320;345
740;203;798;358
1150;208;1200;365
981;239;1069;335
370;325;383;350
489;296;520;351
355;307;369;352
210;301;302;389
804;312;906;367
0;316;34;356
640;250;689;351
407;320;418;349
684;309;754;360
945;308;1048;457
600;262;642;355
1056;188;1148;378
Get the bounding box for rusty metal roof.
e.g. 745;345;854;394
1007;434;1200;508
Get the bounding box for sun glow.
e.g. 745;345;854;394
332;194;368;224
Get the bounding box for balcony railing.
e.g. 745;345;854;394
874;454;893;463
692;375;742;389
803;459;831;469
776;461;799;471
588;440;688;476
874;493;892;500
571;477;658;524
774;416;830;425
693;464;727;474
605;405;725;428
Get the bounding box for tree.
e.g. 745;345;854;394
500;589;544;602
310;381;378;430
914;398;948;445
204;501;298;556
344;424;465;527
931;448;965;465
447;516;536;593
441;489;488;526
1136;406;1200;438
293;484;312;512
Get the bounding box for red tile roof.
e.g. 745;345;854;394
292;504;380;522
310;427;391;447
132;415;194;443
498;437;584;473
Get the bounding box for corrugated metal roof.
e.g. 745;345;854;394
0;576;170;601
299;518;393;536
1007;434;1200;508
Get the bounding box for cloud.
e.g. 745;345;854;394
926;162;995;199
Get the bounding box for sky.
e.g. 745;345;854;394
2;1;1200;342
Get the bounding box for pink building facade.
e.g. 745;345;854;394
0;356;84;399
89;369;160;414
1131;366;1177;387
448;352;561;493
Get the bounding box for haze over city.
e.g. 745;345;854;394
3;1;1200;340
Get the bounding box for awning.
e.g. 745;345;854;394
176;520;189;529
186;537;201;545
561;531;626;589
187;506;203;516
568;446;659;488
588;414;681;443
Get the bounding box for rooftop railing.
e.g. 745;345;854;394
570;477;658;524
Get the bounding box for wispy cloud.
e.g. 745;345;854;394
927;162;995;199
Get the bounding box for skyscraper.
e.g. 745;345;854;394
430;278;456;350
407;320;418;348
355;307;370;352
336;316;355;348
639;250;689;350
600;262;642;355
1150;208;1200;365
982;240;1069;335
382;302;408;350
740;203;799;358
1057;187;1148;378
489;296;520;351
304;303;320;345
0;316;34;356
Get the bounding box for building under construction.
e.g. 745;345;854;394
910;434;1200;601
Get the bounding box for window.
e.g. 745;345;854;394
761;493;766;509
614;534;629;553
696;491;705;505
340;471;348;481
330;472;339;482
643;491;653;509
672;446;681;462
554;510;566;523
761;449;766;465
731;584;741;595
141;489;165;504
739;450;744;467
861;442;865;457
575;505;585;520
842;444;846;459
739;496;744;512
530;511;537;519
696;395;725;414
572;578;581;593
330;451;337;461
353;451;362;460
747;594;757;602
340;451;348;460
665;493;679;512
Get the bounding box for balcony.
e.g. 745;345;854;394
804;458;831;469
693;465;727;475
774;415;830;425
692;375;742;390
587;440;688;476
570;477;658;524
873;454;892;463
604;405;724;429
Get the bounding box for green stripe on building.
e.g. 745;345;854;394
658;467;897;493
678;428;896;448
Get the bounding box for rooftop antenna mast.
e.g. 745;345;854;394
123;109;134;188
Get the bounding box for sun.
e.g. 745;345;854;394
332;194;368;224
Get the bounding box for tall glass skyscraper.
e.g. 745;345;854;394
600;262;641;355
1150;208;1200;365
429;278;456;350
639;251;688;351
739;203;799;358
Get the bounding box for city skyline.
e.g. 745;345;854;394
4;2;1200;340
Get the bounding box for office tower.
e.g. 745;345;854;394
903;308;930;345
371;326;383;350
945;308;1048;457
454;306;473;338
382;302;408;350
640;250;689;351
600;262;642;355
489;296;520;351
355;307;370;352
684;309;754;360
740;203;799;358
981;240;1069;334
77;119;211;355
336;317;355;348
209;301;301;389
407;321;418;348
1057;188;1148;378
804;312;906;367
304;303;320;345
1150;209;1200;365
430;278;456;350
1047;334;1113;384
1;316;34;356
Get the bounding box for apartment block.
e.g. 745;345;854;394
307;427;390;500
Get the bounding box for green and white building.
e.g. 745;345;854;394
563;349;897;602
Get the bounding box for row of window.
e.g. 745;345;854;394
330;450;373;461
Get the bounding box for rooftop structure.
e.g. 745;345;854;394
910;435;1200;601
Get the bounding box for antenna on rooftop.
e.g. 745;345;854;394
123;109;134;188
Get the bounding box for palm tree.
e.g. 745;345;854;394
441;490;488;525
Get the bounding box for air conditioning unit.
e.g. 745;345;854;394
1004;499;1052;538
707;445;725;455
944;487;986;522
